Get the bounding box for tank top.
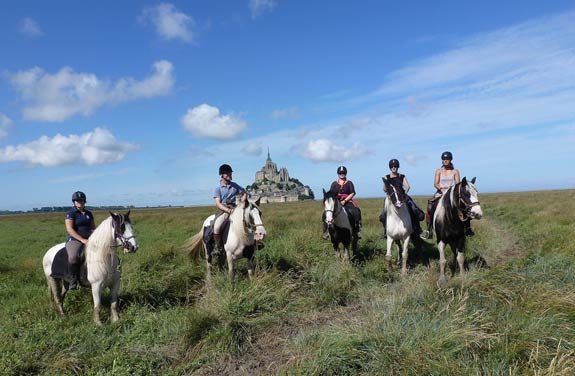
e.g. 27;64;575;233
439;169;456;193
385;174;405;194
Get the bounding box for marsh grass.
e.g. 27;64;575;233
1;190;574;375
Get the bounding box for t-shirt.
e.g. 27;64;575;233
214;181;245;206
65;208;94;239
330;179;356;199
385;174;406;194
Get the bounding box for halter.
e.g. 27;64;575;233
324;197;344;222
111;214;135;250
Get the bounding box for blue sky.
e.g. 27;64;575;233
1;1;574;211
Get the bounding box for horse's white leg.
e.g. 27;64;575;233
386;236;393;259
227;251;234;282
91;282;104;325
438;241;447;286
457;251;465;278
110;275;121;323
401;236;410;277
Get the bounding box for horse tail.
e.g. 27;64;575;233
183;230;204;261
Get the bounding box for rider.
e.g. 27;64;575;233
65;191;95;289
213;164;247;255
380;159;424;237
322;166;362;239
420;151;474;239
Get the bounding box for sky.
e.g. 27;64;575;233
1;1;575;211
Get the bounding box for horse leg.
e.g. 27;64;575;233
400;236;410;277
455;238;466;277
386;236;394;271
91;282;104;325
110;275;121;323
247;256;255;280
204;242;212;285
438;241;447;286
227;251;234;282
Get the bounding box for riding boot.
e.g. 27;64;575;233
464;219;475;237
67;262;80;290
213;233;224;255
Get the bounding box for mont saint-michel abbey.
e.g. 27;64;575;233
246;151;314;203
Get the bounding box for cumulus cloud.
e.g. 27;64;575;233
270;106;298;120
303;139;369;162
249;0;277;19
242;142;262;156
19;17;44;37
8;60;174;122
0;113;13;140
181;104;246;139
140;3;195;43
0;127;138;167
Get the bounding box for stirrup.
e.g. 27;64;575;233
356;231;362;239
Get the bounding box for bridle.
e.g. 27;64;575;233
457;184;480;220
111;214;136;250
324;197;343;223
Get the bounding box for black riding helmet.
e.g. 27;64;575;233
72;191;86;202
219;164;233;175
389;159;400;168
337;166;347;175
441;151;453;160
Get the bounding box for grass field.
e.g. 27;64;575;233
1;190;574;375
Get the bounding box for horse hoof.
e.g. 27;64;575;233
438;276;447;287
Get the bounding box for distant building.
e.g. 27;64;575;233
247;150;314;203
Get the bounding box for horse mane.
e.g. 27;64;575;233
229;203;252;245
85;216;115;264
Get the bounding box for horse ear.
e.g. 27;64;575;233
461;177;467;185
254;197;261;206
109;211;117;219
471;177;476;184
125;209;131;218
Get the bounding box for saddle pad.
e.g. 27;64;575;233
50;247;69;279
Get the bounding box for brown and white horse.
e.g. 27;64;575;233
433;177;483;285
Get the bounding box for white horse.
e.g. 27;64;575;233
382;177;413;276
185;195;266;281
42;211;138;325
434;177;483;285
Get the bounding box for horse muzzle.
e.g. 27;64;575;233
123;243;138;253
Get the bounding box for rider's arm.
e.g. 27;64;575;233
453;169;461;184
403;176;410;193
65;219;89;244
342;181;355;204
215;197;232;214
434;169;442;191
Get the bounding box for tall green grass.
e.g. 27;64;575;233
1;191;574;375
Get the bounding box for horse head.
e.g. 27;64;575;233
323;188;339;228
110;211;138;253
383;177;405;208
459;177;483;220
241;195;267;241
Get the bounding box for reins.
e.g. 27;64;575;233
457;184;480;220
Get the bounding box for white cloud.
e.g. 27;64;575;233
19;17;44;37
249;0;277;19
181;104;246;139
0;128;138;167
242;142;262;156
270;106;298;120
0;113;13;140
141;3;195;43
303;139;369;162
9;60;174;122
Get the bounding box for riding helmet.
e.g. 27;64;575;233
441;151;453;160
72;191;87;202
337;166;347;175
219;164;233;175
389;159;400;168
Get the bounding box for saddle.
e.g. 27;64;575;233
50;247;88;286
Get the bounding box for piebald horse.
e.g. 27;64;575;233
185;195;266;281
434;177;483;285
382;177;413;276
43;212;138;325
323;189;357;261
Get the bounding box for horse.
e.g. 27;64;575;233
433;177;483;285
323;189;358;261
42;211;138;325
382;177;413;276
185;195;266;281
